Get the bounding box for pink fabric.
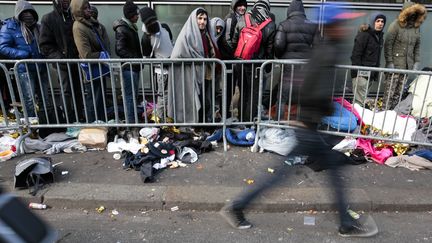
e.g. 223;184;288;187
356;138;394;164
334;97;364;126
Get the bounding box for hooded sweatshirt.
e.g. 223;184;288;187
141;22;173;58
274;0;317;59
71;0;110;59
210;17;225;41
224;0;247;54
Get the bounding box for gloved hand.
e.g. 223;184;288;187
413;62;420;71
386;63;394;69
99;51;109;59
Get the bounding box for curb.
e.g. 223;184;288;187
11;182;432;213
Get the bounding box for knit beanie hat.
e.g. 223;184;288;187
254;0;270;11
139;6;157;25
123;0;138;19
370;12;386;28
235;0;247;8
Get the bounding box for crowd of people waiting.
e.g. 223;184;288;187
0;0;429;125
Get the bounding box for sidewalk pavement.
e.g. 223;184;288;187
1;146;431;213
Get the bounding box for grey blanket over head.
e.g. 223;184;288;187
168;7;218;123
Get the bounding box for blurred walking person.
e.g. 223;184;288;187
220;4;379;238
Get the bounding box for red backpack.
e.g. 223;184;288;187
234;13;272;60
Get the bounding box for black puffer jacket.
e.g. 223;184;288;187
113;19;142;71
232;14;276;60
39;0;79;61
350;23;384;79
274;0;317;59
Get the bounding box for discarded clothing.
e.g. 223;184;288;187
107;138;143;154
177;147;199;163
356;138;394;164
408;74;432;118
332;137;357;152
226;128;256;146
354;103;417;141
257;127;297;156
322;102;358;132
44;139;86;155
409;150;432;161
385;155;432;171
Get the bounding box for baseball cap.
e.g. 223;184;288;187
312;3;366;24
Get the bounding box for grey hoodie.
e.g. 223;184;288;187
15;0;38;22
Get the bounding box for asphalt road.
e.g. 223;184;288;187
33;208;432;243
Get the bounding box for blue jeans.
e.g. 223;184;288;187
84;78;106;122
18;71;50;118
122;70;140;123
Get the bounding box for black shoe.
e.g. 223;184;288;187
339;214;378;238
219;205;252;229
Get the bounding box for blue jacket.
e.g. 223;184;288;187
0;0;43;73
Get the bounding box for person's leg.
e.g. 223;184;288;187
84;81;96;122
123;69;139;123
242;65;253;122
352;76;368;105
18;71;36;117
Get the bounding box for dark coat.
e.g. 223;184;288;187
113;18;142;71
274;0;317;59
223;0;244;58
351;24;384;79
232;14;276;60
39;0;78;62
298;38;343;125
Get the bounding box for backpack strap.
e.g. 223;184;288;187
256;17;272;31
245;13;252;28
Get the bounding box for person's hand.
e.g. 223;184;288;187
413;62;420;71
386;63;394;69
99;51;109;59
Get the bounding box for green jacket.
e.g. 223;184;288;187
384;2;426;70
71;0;110;59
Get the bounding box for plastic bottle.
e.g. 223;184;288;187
29;203;47;210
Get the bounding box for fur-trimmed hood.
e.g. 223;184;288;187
398;2;427;28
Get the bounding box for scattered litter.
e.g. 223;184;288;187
113;153;122;160
347;209;360;219
196;164;204;170
61;171;69;176
284;156;307;166
406;179;414;182
171;206;179;212
52;162;64;168
243;179;254;185
83;210;89;214
297;180;304;185
96;206;105;213
111;209;119;215
29;202;47;210
287;227;293;231
267;168;275;173
303;216;315;226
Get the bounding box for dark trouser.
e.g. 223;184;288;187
231;128;355;227
238;64;259;122
198;79;214;123
84;77;106;122
58;65;84;122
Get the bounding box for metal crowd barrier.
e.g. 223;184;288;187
5;58;227;152
0;61;21;132
2;57;432;156
254;60;432;148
